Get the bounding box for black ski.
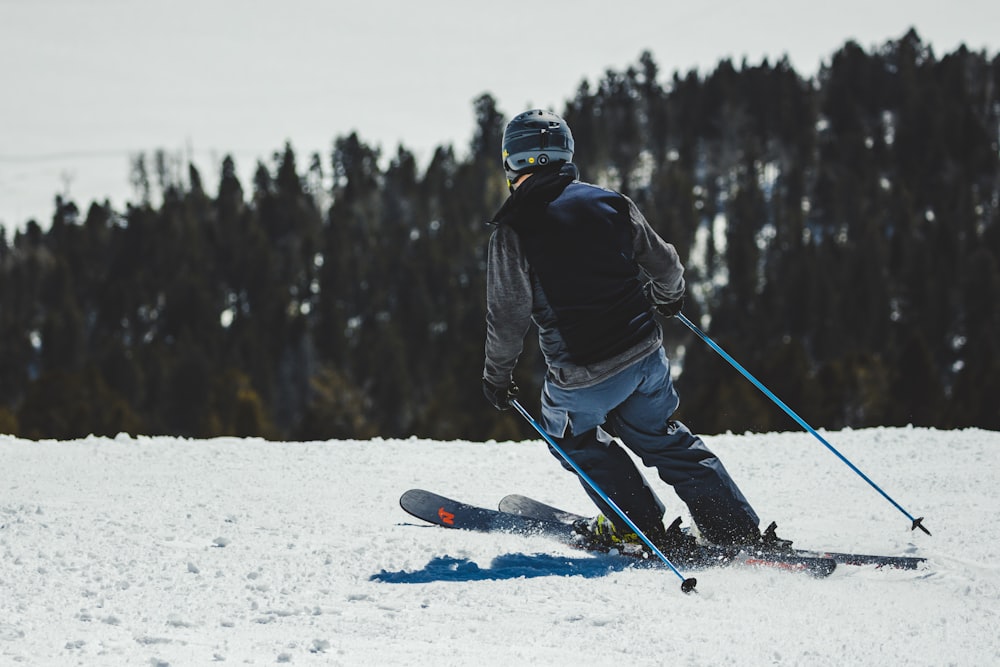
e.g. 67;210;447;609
498;493;926;571
400;489;836;577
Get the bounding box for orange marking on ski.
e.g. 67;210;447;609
437;506;455;526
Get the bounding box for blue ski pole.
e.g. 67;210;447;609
675;312;930;535
511;399;698;593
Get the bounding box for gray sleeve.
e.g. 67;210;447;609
626;196;686;304
483;225;533;385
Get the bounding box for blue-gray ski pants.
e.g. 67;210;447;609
540;347;760;544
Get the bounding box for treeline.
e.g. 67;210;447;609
1;30;997;440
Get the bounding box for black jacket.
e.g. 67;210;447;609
484;163;685;388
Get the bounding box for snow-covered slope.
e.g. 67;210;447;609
1;427;997;665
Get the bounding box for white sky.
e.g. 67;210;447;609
2;0;998;231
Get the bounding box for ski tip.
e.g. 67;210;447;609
681;577;698;594
912;517;931;536
399;489;424;505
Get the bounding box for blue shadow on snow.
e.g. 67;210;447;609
372;552;638;584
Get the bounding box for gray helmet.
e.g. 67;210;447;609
501;109;574;187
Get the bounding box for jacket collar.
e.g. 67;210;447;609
490;162;579;226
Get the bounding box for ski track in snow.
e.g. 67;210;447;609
0;427;998;665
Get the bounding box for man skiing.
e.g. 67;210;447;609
482;109;788;552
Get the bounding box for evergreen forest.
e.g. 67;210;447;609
1;30;998;441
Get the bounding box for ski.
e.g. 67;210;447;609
400;489;836;577
498;493;926;571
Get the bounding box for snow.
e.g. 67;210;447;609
1;426;998;665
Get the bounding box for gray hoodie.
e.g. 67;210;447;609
484;180;685;390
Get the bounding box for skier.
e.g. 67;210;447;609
482;109;789;553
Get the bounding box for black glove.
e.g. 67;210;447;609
483;378;519;411
653;296;684;318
